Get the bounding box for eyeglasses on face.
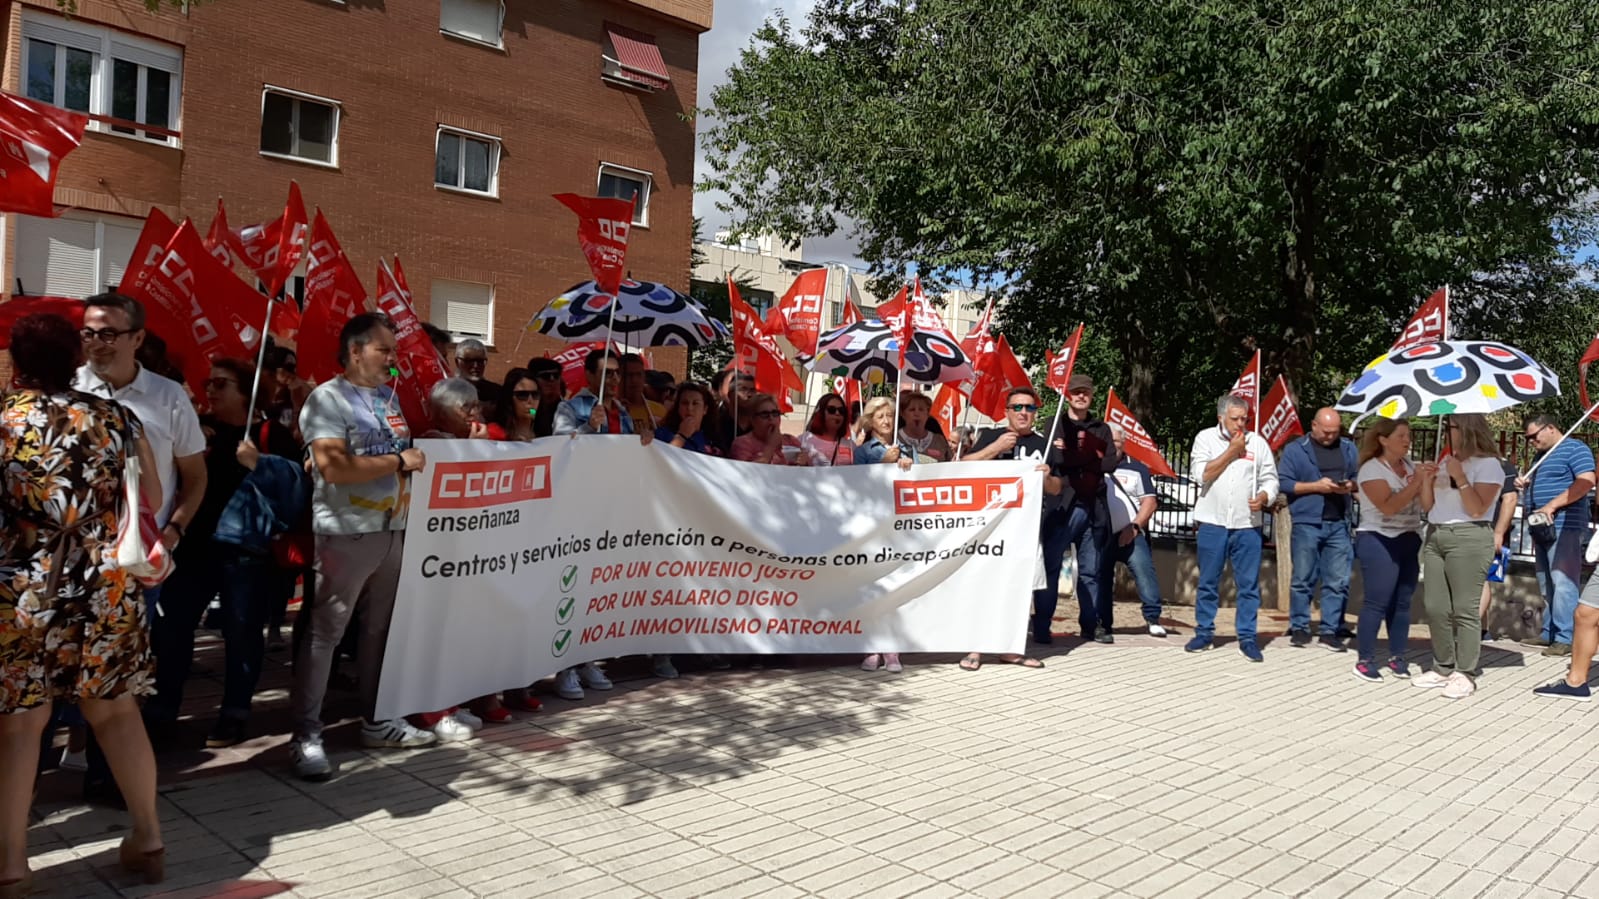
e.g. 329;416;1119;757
80;327;135;345
204;377;238;390
602;368;621;378
457;356;488;367
1008;403;1038;413
821;406;844;415
1068;388;1092;397
755;409;782;419
512;389;538;400
1525;424;1548;440
533;371;561;381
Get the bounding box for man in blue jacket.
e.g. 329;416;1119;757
1278;408;1359;650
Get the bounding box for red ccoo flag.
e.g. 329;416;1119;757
1104;389;1176;478
727;277;803;412
553;193;634;298
1259;375;1306;452
1045;323;1084;393
767;267;829;355
1230;350;1262;430
970;333;1032;422
374;258;449;429
203;199;233;268
298;210;369;385
930;383;963;438
0;296;85;348
1580;331;1599;421
0;91;86;217
1390;287;1448;354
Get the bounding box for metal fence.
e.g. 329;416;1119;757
1147;429;1599;563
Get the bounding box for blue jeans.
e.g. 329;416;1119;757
1195;524;1263;641
1111;532;1163;622
1289;520;1353;635
1535;527;1585;644
1032;508;1072;638
1061;502;1111;633
1355;530;1421;661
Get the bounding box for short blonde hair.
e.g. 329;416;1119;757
859;396;895;439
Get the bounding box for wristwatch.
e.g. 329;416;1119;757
392;452;407;473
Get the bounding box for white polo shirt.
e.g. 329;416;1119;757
1189;426;1280;530
74;363;205;527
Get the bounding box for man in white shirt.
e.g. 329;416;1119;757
73;292;207;799
1186;393;1279;661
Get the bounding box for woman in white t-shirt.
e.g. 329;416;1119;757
1352;419;1435;683
1416;414;1504;699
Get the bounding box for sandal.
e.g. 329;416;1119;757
998;654;1045;668
958;653;982;671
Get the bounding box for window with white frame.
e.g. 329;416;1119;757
440;0;505;47
259;88;339;165
13;213;144;298
21;13;182;146
435;128;500;196
596;163;652;226
433;279;494;341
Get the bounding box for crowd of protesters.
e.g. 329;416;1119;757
1;295;1596;892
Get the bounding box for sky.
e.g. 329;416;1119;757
693;0;871;271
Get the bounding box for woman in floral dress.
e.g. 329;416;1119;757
0;313;165;894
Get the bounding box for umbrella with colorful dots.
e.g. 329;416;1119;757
1335;340;1559;419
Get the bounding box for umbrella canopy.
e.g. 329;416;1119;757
801;319;974;387
532;279;729;348
1335;340;1559;418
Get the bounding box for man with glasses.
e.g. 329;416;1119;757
1048;373;1120;644
453;337;500;417
1516;414;1596;656
555;351;649;439
72;293;207;802
1277;407;1360;651
966;387;1064;666
1186;393;1279;662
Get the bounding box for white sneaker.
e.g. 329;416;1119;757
652;655;679;679
1442;672;1476;700
59;748;88;772
1147;622;1168;638
578;662;613;690
452;709;483;730
360;719;437;749
556;668;584;700
432;715;473;743
290;736;332;780
1411;670;1450;688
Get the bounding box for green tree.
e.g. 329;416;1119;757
701;0;1599;438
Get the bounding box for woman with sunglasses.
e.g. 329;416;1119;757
730;393;808;465
488;363;560;442
1416;414;1504;700
656;383;718;454
801;393;856;466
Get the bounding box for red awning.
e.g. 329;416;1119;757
603;25;670;92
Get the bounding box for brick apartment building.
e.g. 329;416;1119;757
0;0;711;376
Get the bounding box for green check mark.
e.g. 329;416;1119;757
559;565;578;593
555;595;575;624
551;629;572;657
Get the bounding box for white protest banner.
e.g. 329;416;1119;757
375;438;1042;719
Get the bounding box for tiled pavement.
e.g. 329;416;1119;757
22;608;1599;898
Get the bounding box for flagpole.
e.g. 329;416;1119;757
1046;389;1066;452
892;367;905;457
244;296;275;428
953;399;974;461
1519;399;1599;480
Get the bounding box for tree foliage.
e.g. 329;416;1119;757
702;0;1599;437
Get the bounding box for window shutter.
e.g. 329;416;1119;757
22;18;101;54
433;279;493;340
109;38;181;74
440;0;503;45
15;217;97;298
100;217;143;291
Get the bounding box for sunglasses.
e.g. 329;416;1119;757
821;407;844;415
533;371;561;381
1068;388;1092;396
512;389;537;400
1008;404;1038;413
1524;424;1549;440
